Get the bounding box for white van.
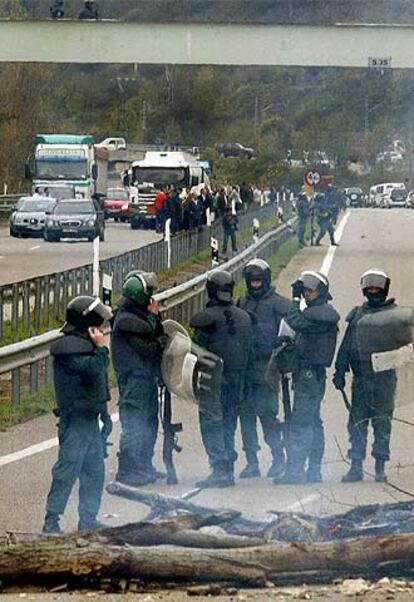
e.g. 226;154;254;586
97;137;127;151
369;182;407;208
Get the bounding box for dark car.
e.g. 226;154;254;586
10;196;57;238
345;187;364;207
215;142;254;159
44;198;105;242
103;187;130;221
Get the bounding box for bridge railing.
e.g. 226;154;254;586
0;202;281;342
0;218;295;405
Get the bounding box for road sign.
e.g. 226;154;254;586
304;167;322;187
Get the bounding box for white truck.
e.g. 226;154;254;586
128;151;209;229
28;134;108;200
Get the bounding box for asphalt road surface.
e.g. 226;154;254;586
1;208;414;535
0;221;161;285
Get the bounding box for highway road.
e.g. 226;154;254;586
1;208;414;534
0;221;161;286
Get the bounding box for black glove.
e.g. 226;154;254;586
291;279;304;298
332;371;346;391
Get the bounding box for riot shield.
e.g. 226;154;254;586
161;319;223;419
355;306;414;411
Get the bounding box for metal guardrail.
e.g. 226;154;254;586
0;202;279;341
0;194;24;218
0;218;295;405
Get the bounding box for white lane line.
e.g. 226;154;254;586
281;493;321;512
29;245;41;251
0;412;119;468
319;211;350;276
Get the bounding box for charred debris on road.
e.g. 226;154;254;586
3;485;414;591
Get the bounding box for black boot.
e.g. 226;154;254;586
342;459;363;483
240;452;260;479
375;458;387;482
306;464;322;483
42;512;62;534
196;463;234;488
115;454;155;487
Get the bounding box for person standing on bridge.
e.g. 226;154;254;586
236;259;291;480
111;272;166;488
42;296;112;533
333;269;398;483
275;271;340;484
190;270;253;488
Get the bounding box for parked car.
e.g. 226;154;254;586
214;142;254;159
96;137;127;151
9;196;56;238
103;187;130;221
370;182;407;208
376;150;404;165
44;198;105;242
345;187;364;207
405;190;414;208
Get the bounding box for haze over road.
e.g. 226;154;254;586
1;208;414;533
0;222;161;285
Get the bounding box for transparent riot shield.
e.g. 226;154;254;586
161;319;223;419
355;306;414;415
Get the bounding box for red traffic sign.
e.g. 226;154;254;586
304;167;322;187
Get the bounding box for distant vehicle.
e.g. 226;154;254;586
214;142;254;160
29;134;108;199
129;151;210;229
103;188;129;222
369;182;407;208
44;198;105;242
97;137;127;151
10;196;56;238
311;150;333;168
344;187;364;207
376;150;404;165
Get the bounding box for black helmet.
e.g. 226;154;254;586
360;269;390;296
206;270;234;303
298;270;332;300
243;258;271;298
62;296;113;333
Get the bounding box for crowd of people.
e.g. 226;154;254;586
42;256;401;533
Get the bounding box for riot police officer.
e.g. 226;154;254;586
277;271;340;484
237;259;291;479
79;0;98;19
112;272;165;487
190;270;253;488
43;296;112;533
333;269;398;483
296;192;310;246
314;193;337;246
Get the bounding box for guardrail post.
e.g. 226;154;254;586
11;368;20;405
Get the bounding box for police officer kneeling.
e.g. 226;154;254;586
190;270;253;488
237;258;290;479
277;272;339;484
112;272;165;487
43;296;112;533
333;269;398;483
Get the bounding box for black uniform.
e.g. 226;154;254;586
44;330;110;531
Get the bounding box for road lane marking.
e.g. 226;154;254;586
0;412;119;468
29;245;41;251
320;211;350;276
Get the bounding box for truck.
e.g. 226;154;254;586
128;150;210;229
27;134;108;199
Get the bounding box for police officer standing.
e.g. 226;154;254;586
79;0;98;19
276;272;340;484
190;270;253;488
237;259;291;479
296;192;310;247
314;193;338;246
333;269;398;483
43;296;112;533
112;272;165;487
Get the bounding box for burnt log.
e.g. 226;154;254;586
2;532;414;584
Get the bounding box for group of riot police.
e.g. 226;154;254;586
42;260;402;533
296;184;347;247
